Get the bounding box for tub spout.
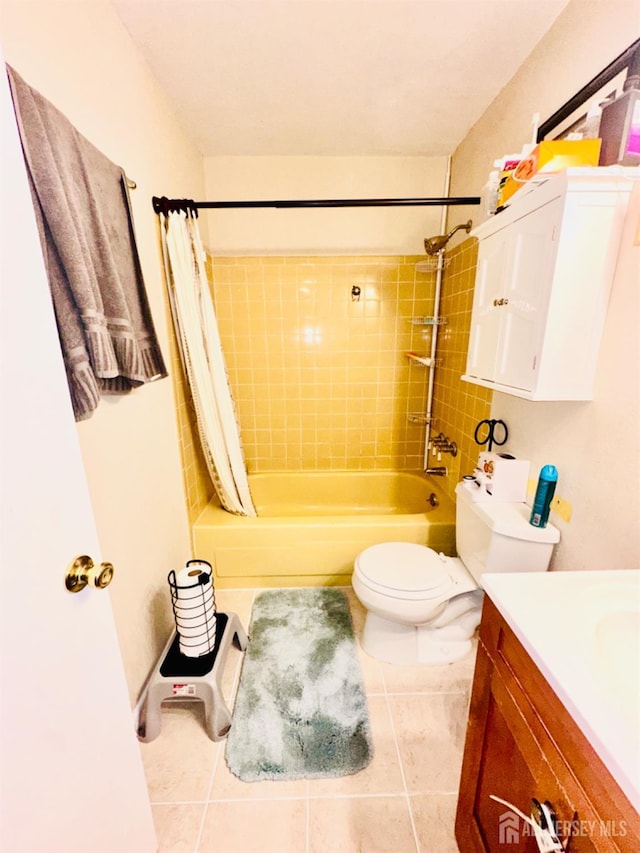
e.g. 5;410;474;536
425;466;447;476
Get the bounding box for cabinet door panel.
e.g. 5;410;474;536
474;669;606;853
495;199;561;391
467;228;508;381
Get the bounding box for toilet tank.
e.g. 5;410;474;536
455;482;560;584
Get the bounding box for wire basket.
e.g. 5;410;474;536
168;559;217;657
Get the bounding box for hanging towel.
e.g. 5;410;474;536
6;65;167;421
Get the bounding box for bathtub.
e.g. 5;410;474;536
193;471;456;588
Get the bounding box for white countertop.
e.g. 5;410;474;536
481;569;640;812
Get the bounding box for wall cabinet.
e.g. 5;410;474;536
455;596;640;852
462;168;633;400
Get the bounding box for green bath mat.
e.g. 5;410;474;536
225;588;373;782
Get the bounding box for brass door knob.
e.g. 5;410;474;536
65;555;114;593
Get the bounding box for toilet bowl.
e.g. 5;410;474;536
352;481;560;666
353;542;483;665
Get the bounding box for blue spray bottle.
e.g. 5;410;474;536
529;465;558;528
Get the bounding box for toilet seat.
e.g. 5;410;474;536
354;542;454;601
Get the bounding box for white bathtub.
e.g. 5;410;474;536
193;471;456;588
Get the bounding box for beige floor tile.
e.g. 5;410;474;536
215;588;255;628
381;642;476;694
309;795;417;853
140;704;219;803
152;803;204;852
199;798;306;852
307;695;404;796
356;641;386;694
411;793;460;852
208;746;308;800
389;693;468;794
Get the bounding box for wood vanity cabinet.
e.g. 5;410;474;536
462;169;633;401
455;596;640;852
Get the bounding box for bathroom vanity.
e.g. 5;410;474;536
456;571;640;852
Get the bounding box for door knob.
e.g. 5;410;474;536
65;555;114;593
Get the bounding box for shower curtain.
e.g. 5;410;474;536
160;208;256;517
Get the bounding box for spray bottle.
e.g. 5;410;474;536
529;465;558;528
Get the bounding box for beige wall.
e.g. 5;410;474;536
203;155;455;255
1;0;205;700
451;1;640;569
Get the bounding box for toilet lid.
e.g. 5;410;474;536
355;542;453;598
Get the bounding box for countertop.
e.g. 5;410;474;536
481;569;640;812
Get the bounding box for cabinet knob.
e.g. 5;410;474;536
493;297;510;307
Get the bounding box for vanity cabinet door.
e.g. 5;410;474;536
456;598;640;853
456;644;604;852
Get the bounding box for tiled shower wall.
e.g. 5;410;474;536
211;256;435;470
430;239;493;500
176;242;491;523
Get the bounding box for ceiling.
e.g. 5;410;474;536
110;0;571;157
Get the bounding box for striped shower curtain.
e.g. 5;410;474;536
160;209;256;517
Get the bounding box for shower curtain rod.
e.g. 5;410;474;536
152;195;480;214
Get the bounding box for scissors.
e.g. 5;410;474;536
474;419;508;452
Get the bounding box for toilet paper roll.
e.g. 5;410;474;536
173;566;211;598
169;562;217;657
173;586;215;615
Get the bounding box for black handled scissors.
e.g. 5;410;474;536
474;419;508;452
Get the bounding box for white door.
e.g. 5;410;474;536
495;198;561;392
466;226;509;382
0;54;156;852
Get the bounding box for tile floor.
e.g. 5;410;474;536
140;587;476;852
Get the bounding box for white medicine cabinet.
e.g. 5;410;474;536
462;167;635;400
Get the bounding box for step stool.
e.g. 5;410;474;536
137;612;248;743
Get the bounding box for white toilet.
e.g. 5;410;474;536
352;481;560;665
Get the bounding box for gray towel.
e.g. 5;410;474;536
7;65;167;421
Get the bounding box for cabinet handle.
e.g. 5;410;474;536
493;298;510;307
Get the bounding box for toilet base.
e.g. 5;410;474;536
361;610;479;666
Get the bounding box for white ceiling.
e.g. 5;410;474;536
110;0;570;157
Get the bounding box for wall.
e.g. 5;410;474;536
450;0;640;569
211;254;438;473
1;0;205;699
203;155;452;255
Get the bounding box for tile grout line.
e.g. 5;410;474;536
195;589;256;852
380;663;422;853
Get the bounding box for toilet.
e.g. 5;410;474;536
352;481;560;665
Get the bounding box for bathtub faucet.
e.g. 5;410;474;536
425;466;447;477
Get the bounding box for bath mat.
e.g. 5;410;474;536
225;588;373;782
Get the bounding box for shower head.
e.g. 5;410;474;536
423;220;472;256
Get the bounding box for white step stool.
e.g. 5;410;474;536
137;611;248;743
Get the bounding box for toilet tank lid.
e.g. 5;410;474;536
457;487;560;544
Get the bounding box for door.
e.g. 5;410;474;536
466;225;509;382
0;53;156;852
494;198;561;392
